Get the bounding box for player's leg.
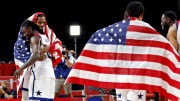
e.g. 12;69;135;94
21;90;28;101
14;58;31;101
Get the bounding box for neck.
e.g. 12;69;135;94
169;21;175;26
138;17;143;21
130;17;142;21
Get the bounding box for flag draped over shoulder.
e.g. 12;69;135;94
14;12;63;95
14;12;63;67
66;17;180;101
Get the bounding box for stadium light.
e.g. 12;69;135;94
70;25;80;36
70;25;81;58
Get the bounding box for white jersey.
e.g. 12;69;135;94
31;33;55;79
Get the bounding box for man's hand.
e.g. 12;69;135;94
13;68;23;79
62;54;67;59
0;87;4;93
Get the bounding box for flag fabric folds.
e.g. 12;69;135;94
27;12;63;67
66;17;180;101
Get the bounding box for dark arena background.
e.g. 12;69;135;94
0;0;180;101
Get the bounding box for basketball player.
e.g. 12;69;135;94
14;20;55;101
13;12;62;101
161;11;178;52
116;1;146;101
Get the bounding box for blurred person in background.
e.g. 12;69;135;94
54;45;75;98
0;80;17;99
68;50;75;58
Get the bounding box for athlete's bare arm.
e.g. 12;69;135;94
166;23;178;51
37;44;50;61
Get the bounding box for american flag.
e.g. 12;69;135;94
66;17;180;101
14;31;31;63
27;12;63;67
14;12;63;66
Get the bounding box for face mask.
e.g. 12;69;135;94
2;86;7;92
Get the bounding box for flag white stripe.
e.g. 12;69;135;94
126;31;168;42
130;20;155;30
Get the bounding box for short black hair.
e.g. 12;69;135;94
63;45;69;50
22;21;43;33
126;1;144;18
164;11;177;22
37;14;44;18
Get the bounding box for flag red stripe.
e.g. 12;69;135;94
73;62;180;89
80;50;178;73
53;57;61;67
126;39;180;61
126;39;168;48
128;25;160;34
55;40;63;47
66;77;178;101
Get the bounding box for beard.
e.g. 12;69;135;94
162;22;170;36
38;28;44;34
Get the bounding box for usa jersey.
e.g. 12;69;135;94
31;33;55;79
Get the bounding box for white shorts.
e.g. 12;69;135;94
116;89;146;101
14;58;31;92
29;75;55;100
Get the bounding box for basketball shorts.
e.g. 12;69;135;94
29;76;55;101
14;58;31;92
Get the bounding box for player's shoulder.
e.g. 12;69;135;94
31;33;42;41
34;33;42;37
136;20;156;30
169;23;177;32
